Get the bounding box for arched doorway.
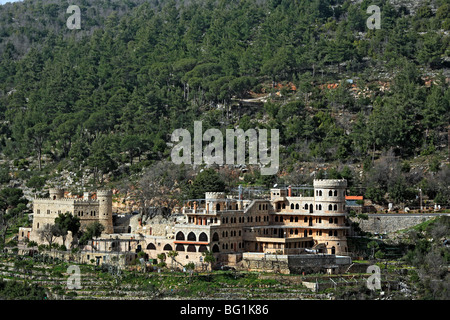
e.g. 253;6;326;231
187;232;196;241
199;232;208;242
176;232;185;241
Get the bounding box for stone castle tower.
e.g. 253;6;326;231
30;188;114;244
96;190;114;233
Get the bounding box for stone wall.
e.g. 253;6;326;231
238;253;351;274
350;214;446;234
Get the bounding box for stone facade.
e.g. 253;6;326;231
29;188;114;244
22;180;351;272
350;214;445;234
238;252;352;274
140;179;350;270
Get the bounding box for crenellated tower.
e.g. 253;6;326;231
96;190;114;233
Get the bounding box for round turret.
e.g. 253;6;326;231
49;188;64;200
96;190;113;233
205;192;225;200
314;179;347;203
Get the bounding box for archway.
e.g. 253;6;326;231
187;232;196;241
176;231;185;241
199;232;208;242
163;244;173;251
146;243;156;250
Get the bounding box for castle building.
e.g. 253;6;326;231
27;188;114;244
20;180;350;271
143;179;350;267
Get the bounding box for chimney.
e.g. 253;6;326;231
288;185;292;197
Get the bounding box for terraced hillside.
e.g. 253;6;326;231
0;254;327;300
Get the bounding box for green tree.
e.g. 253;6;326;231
202;250;216;272
189;169;225;199
79;221;105;245
87;149;117;185
167;250;179;271
54;212;81;248
25;122;49;171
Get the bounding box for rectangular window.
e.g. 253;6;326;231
37;209;40;214
47;210;50;214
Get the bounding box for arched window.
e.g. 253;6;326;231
199;232;208;242
212;244;220;252
334;217;338;224
164;244;173;251
187;244;196;252
304;230;308;237
309;229;312;235
199;245;208;252
176;244;185;251
334;204;338;211
187;232;196;241
319;190;322;196
329;190;333;196
319;204;322;210
290;216;293;222
216;203;220;211
146;243;156;250
331;246;336;254
176;232;185;241
296;204;299;210
334;230;338;236
212;232;219;241
329;218;333;223
305;203;308;210
328;204;332;210
334;190;337;196
328;230;333;236
291;203;294;209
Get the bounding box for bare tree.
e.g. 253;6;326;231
38;224;60;248
118;161;194;220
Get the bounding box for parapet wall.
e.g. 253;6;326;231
205;192;225;200
313;179;347;189
349;214;444;234
239;253;351;274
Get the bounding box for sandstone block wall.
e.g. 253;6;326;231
350;214;445;234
